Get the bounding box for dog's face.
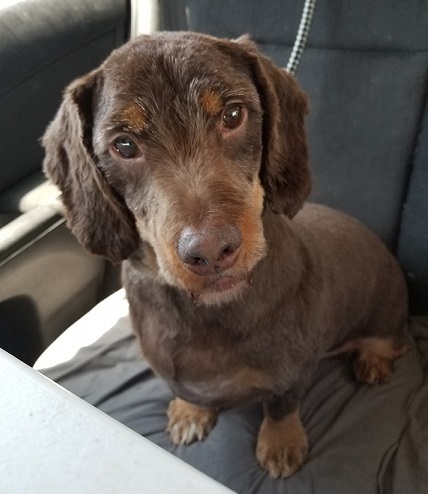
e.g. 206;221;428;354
95;34;267;303
43;32;310;305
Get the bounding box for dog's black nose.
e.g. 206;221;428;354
177;224;242;276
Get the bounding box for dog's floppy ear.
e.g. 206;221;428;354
235;36;311;217
42;69;139;263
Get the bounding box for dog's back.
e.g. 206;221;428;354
294;203;409;361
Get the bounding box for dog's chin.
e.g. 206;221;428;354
157;243;266;306
192;275;251;307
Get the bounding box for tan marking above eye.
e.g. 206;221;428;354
120;103;146;133
200;90;223;115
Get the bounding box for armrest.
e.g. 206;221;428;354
0;204;106;362
0;349;234;493
0;206;62;263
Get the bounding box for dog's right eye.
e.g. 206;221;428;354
222;105;245;131
113;138;140;159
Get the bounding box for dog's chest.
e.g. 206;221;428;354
141;319;275;407
169;348;274;407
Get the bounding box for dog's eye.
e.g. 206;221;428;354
113;138;140;158
222;105;245;131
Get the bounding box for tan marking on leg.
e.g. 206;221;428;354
167;397;218;445
352;337;410;385
256;409;308;479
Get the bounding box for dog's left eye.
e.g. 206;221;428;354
222;105;245;131
113;138;140;158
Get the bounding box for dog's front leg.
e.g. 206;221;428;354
167;397;218;445
256;393;308;478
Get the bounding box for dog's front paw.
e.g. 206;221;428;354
256;411;308;479
167;398;218;445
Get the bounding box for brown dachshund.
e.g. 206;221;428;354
42;32;410;478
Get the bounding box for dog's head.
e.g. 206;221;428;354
43;32;310;305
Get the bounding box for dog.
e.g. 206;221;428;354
42;32;410;478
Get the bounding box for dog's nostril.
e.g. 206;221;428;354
219;244;236;261
224;243;238;254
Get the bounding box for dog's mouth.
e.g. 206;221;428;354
203;274;246;293
187;271;252;306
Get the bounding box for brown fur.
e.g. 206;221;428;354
120;103;147;133
42;32;410;478
200;89;223;115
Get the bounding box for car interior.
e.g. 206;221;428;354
1;0;427;492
